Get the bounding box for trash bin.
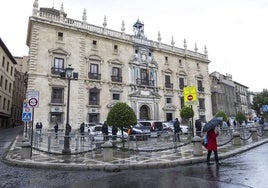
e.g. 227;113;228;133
21;141;31;159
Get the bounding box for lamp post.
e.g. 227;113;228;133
62;65;74;154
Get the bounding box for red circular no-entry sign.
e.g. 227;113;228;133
187;95;193;101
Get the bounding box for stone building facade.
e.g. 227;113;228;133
26;1;213;129
0;38;17;128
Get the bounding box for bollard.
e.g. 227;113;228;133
192;136;203;156
102;141;113;162
48;135;51;152
232;132;241;146
21;141;31;159
264;127;268;138
250;128;258;141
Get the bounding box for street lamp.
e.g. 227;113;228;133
62;64;77;154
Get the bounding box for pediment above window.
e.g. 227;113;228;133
162;104;177;111
48;47;71;56
108;58;124;66
86;54;103;62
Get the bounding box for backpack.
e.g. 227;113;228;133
202;134;208;147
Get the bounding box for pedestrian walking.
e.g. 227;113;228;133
173;118;181;142
195;119;202;137
205;127;220;166
80;122;85;141
54;123;59;139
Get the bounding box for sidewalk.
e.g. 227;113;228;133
2;130;268;172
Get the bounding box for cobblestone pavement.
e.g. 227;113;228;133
3;128;268;172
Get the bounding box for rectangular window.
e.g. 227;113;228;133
7;100;10;111
89;88;100;105
165;56;168;63
52;57;64;74
51;88;64;103
2;56;5;67
197;80;204;92
111;67;122;82
0;76;3;87
5;79;7;90
179;77;185;89
9;83;11;93
113;93;120;100
3;98;6;110
180;97;184;108
199;98;205;109
6;61;9;72
89;63;100;80
58;32;63;41
166;97;172;104
93;40;97;47
50;112;63;123
165;75;173;88
10;67;13;76
114;45;118;52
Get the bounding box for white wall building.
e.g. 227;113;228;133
26;1;213;129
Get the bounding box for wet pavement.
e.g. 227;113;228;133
3;127;268;172
1;126;268;187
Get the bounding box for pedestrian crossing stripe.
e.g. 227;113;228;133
22;112;32;121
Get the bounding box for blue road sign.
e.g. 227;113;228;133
22;112;32;122
262;105;268;112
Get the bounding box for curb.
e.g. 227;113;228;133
3;138;268;172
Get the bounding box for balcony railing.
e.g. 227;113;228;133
198;87;204;92
165;83;173;89
51;67;65;75
111;76;122;82
136;79;154;86
89;100;99;105
88;73;101;80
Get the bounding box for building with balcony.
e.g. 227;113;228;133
26;1;213;129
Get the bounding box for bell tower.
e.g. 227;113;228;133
133;19;145;39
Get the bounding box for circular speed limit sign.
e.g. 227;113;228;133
29;98;38;107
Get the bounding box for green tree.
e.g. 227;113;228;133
215;111;228;121
235;111;247;125
180;106;194;137
180;106;194;119
252;89;268;118
106;102;137;145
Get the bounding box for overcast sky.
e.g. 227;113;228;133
1;0;267;92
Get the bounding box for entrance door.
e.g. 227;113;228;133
166;113;173;121
140;105;150;120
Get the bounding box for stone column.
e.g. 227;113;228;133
21;141;31;159
232;132;241;146
192;136;203;156
102;141;113;162
264;127;268;138
250;128;258;141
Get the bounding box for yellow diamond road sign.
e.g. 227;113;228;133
183;86;198;104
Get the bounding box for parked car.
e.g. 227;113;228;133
88;124;128;141
122;123;150;140
138;120;163;136
163;121;188;134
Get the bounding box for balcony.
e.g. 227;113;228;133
165;83;173;89
88;72;101;80
111;76;122;83
198;87;204;92
51;67;65;75
136;78;154;86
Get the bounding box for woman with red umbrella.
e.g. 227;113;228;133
205;126;220;166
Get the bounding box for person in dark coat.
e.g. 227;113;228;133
54;123;59;139
173;118;181;142
80;122;85;141
195;119;202;137
112;125;118;140
205;127;220;166
102;122;109;141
